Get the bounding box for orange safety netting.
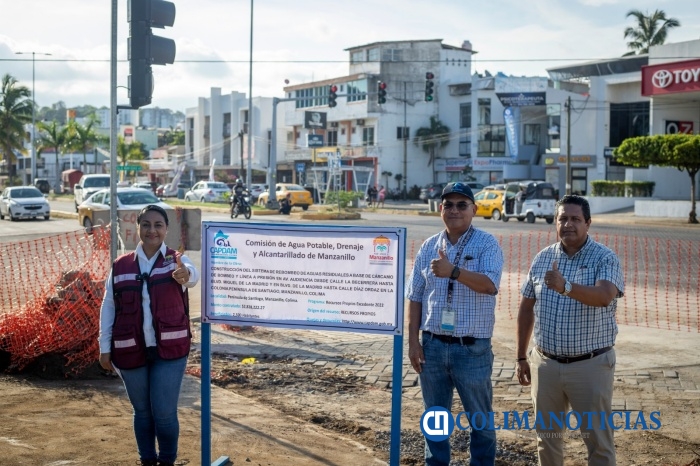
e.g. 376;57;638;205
406;231;700;333
1;228;698;376
0;227;112;374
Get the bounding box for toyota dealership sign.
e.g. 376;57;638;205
642;59;700;96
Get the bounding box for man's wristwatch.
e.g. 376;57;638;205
561;280;572;296
450;266;461;280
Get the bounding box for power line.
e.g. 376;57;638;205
4;55;700;64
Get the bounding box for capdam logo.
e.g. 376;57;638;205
420;406;454;441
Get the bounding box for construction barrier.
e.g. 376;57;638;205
0;229;698;375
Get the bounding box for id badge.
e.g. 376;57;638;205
440;307;455;333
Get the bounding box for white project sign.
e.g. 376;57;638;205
201;222;406;334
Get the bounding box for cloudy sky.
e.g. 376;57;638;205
1;0;698;113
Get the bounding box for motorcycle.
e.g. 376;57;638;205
230;191;252;219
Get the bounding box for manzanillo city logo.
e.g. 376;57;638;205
369;235;394;265
420;406;455;441
210;230;237;259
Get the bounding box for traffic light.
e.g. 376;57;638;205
128;0;177;109
377;81;387;104
425;72;435;102
328;85;338;107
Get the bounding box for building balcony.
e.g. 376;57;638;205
282;145;381;162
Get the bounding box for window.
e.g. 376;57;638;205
546;104;561;152
547;115;561;151
524;124;540;146
609;102;650;147
362;127;375;146
346;79;368;103
367;48;380;62
381;49;402;62
460;103;472;157
396;127;409;140
477;125;505;157
478;98;491;125
572;168;587;195
327;130;338;146
351;51;365;64
460;103;472;129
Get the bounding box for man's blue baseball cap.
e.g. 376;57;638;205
441;182;475;202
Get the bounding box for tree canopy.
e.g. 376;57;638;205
615;134;699;223
413;116;450;183
0;74;32;184
623;9;681;56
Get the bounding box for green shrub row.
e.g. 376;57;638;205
590;181;655;197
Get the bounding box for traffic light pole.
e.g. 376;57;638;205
109;0;118;264
268;90;381;209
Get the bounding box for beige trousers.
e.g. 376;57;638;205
530;348;616;466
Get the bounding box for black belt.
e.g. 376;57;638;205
424;331;476;345
538;346;613;364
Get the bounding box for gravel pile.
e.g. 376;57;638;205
374;429;537;465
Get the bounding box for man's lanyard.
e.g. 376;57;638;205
444;227;475;308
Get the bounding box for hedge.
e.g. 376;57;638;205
590;180;655;197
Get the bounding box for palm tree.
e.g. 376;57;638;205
36;120;74;191
623;9;681;56
413;116;451;183
0;74;32;184
69;119;103;174
381;170;392;189
117;136;146;181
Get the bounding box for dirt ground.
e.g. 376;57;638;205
2;328;700;466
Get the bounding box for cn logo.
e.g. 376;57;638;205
651;69;673;89
420;406;455;441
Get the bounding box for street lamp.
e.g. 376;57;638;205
15;51;52;185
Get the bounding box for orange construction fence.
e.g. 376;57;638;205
0;228;698;375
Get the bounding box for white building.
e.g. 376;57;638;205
548;38;700;199
185;88;274;181
280;39;475;192
95;107;139;129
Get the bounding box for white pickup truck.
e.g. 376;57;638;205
73;174;111;211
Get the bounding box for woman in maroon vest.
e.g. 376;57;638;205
98;205;200;466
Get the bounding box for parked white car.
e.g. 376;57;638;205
0;186;51;221
77;187;173;232
73;174;111;211
184;181;230;203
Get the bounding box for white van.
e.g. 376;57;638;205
73;174;111;211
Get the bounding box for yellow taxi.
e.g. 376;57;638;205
474;189;505;220
257;183;313;210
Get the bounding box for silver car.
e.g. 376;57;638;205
184;181;230;203
0;186;51;221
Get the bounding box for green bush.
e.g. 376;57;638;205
323;190;363;208
590;180;655;197
408;184;422;200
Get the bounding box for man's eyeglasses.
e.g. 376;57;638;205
441;201;474;211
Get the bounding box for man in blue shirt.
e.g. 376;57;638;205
517;195;624;466
407;182;504;465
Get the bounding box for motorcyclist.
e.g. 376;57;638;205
231;179;247;210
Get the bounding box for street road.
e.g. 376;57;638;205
0;199;695;245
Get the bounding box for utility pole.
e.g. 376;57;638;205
402;82;408;199
15;51;52;185
238;130;245;180
565;96;572;195
246;0;254;188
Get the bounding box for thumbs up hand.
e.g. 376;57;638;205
430;249;453;278
544;260;564;292
172;254;190;285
